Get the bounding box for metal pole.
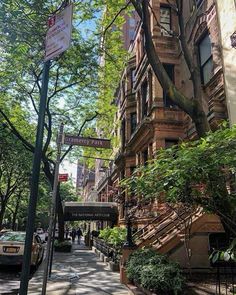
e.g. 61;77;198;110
19;60;50;295
48;183;60;277
41;123;64;295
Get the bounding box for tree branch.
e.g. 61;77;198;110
0;109;35;153
102;0;132;50
130;0;142;18
60;112;99;162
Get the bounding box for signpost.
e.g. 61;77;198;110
42;124;64;295
58;173;69;182
63;134;111;149
19;2;73;295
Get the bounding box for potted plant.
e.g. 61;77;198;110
54;239;72;252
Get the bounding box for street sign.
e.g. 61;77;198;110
45;4;73;61
63;134;111;149
58;173;68;182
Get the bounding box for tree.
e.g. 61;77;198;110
0;124;32;228
0;0;100;240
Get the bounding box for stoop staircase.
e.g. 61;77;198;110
129;206;224;269
133;206;205;254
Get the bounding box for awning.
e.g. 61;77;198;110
63;202;118;221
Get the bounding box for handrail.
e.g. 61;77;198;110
133;207;173;241
135;207;203;246
152;208;203;247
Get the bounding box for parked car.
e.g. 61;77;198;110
36;228;44;235
0;229;11;237
36;228;46;242
0;231;44;267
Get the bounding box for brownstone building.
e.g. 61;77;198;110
95;0;232;269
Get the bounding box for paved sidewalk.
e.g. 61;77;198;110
28;241;129;295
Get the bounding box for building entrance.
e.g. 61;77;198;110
64;202;118;222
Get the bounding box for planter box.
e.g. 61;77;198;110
54;244;72;252
109;261;120;272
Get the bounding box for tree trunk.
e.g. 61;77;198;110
139;0;210;138
11;196;21;231
0;200;7;229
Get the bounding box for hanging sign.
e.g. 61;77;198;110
45;4;73;61
63;135;111;149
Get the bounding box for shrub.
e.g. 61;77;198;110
99;227;113;243
126;248;184;294
99;227;126;247
107;227;126;247
54;239;72;252
126;248;157;283
140;262;184;295
54;240;72;247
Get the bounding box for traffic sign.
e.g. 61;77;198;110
58;173;68;182
63;135;111;149
45;4;73;61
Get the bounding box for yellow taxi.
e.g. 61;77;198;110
0;231;44;267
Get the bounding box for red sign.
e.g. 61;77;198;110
58;173;68;182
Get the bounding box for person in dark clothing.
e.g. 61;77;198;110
77;227;83;244
71;228;76;242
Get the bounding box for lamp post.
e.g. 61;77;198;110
123;201;135;248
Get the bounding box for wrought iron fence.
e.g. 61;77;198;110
214;262;236;295
93;237;121;263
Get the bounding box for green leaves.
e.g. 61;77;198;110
126;248;184;294
121;124;236;232
99;226;126;247
209;238;236;264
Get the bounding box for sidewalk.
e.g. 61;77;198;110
28;241;130;295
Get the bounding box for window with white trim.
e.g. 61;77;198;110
198;34;213;84
160;6;171;36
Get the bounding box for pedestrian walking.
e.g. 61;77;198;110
71;228;76;242
77;227;83;244
65;226;69;239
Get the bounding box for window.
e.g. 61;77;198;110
129;18;136;27
141;80;148;117
165;139;178;148
163;64;177;108
130;112;137;134
198;34;213;84
130;166;136;175
130;68;136;91
141;31;146;55
128;28;135;42
121;119;126;150
143;149;148;166
160;6;171;36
